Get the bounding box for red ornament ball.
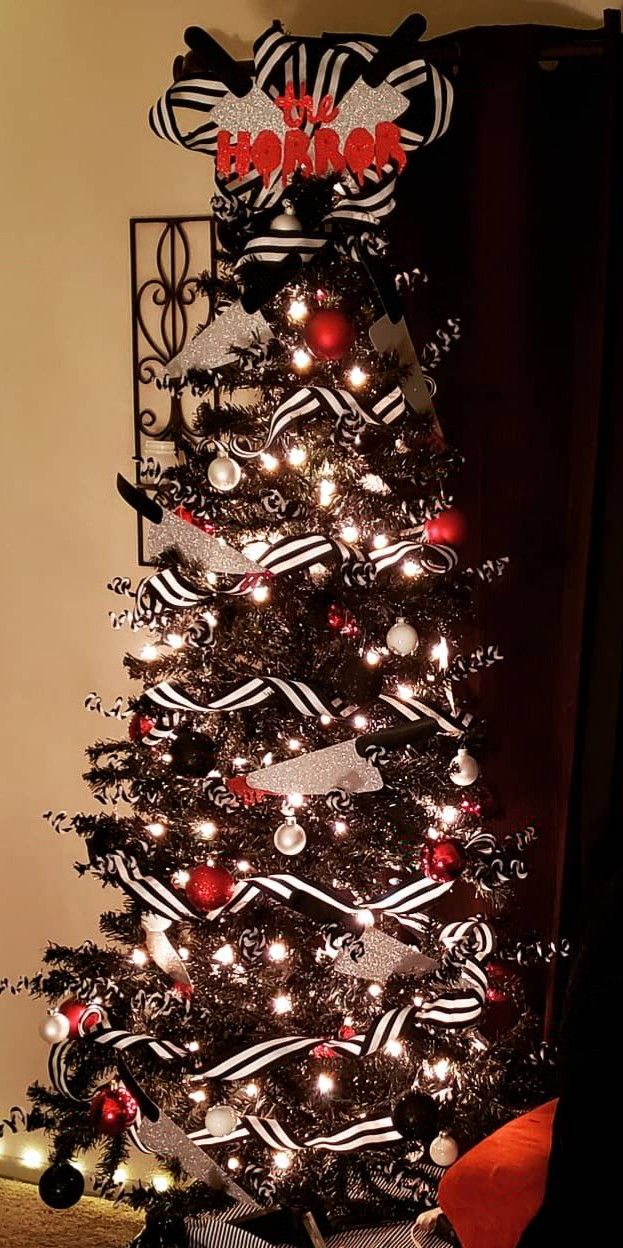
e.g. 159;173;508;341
421;837;466;883
424;508;467;547
485;962;517;1004
185;863;235;912
90;1085;138;1137
59;1000;100;1039
311;1043;337;1059
128;713;156;743
305;308;356;360
327;603;358;636
338;1024;356;1041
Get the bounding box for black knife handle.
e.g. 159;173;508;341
356;719;438;756
116;474;163;524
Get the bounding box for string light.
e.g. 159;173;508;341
21;1146;44;1169
288;298;308;322
140;643;159;661
173;869;190;887
178;946;190;961
373;533;388;549
359;909;375;927
273;993;292;1015
397;683;414;700
353;714;368;729
386;1039;403;1057
161;751;173;763
131;948;148;967
227;1157;241;1171
341;523;359;542
166;632;184;649
319;478;336;506
287;792;304;808
288;738;301;750
189;1089;207;1104
274;1151;292;1170
146;821;166;839
288;446;307;466
187;1040;200;1053
368;983;382;998
320;714;332;726
268;940;288;962
441;805;458;826
432;638;450;670
197;820;217;840
260;452;279;471
152;1175;170;1192
403;558;421;578
292;347;312;371
113;1166;128;1184
334;820;348;834
245;1082;259;1097
365;649;381;666
213;944;236;965
252;583;271;603
317;1073;334;1094
237;859;251;873
347;365;367;388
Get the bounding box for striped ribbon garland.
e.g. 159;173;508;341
229;385;407;461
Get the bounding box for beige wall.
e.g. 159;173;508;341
0;0;611;1181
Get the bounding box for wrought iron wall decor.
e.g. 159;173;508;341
130;215;215;563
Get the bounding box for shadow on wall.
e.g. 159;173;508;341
206;1;603;58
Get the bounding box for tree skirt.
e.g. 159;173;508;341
0;1178;143;1248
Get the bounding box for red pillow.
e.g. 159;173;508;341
438;1100;557;1248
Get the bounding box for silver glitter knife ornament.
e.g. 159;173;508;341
246;720;438;796
334;927;438;983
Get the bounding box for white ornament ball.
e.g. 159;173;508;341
207;453;241;492
449;747;480;787
39;1012;71;1045
204;1104;238;1137
274;820;307;856
386;617;419;656
271;209;302;232
429;1133;459;1167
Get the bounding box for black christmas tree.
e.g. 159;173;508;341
14;18;557;1248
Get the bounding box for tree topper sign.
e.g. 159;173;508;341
216;82;407;186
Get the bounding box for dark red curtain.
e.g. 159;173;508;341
390;12;623;1025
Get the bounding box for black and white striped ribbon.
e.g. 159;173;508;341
48;1020;188;1103
190;1112;401;1155
230;385;406;461
185;1218;421;1248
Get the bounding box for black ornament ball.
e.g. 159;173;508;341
168;731;216;778
38;1161;85;1209
391;1090;439;1142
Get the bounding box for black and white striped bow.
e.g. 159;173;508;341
190;1112;402;1155
230;385;406;461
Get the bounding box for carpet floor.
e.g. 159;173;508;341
0;1178;144;1247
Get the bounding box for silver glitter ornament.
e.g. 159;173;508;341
208;452;242;492
147;511;262;575
38;1013;71;1044
273;819;307;856
165;301;273;380
247;738;384;796
204;1104;238;1137
386;617;419;655
335;929;437;983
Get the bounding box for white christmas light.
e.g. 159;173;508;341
341;523;359;543
166;632;184;650
317;1073;334;1094
320;714;332;726
273;993;292;1015
365;649;381;666
140;643;159;661
359;909;375;927
260;452;279;471
274;1151;292;1170
319;478;336;506
213;944;236;966
424;1057;451;1082
288;446;307;466
131;948;148;967
252;583;270;603
21;1146;44;1169
353;714;368;730
173;869;190;887
403;559;421;578
288;298;308;322
288;738;301;750
245;1083;259;1097
334;820;348;834
227;1157;241;1171
146;821;166;839
397;683;414;700
441;805;458;826
292;347;312;371
187;1040;200;1053
152;1175;170;1192
268;940;288;962
367;983;382;999
113;1167;128;1184
162;752;173;764
373;533;388;549
237;859;251;873
432;638;450;670
197;820;217;840
189;1089;207;1104
287;792;304;808
385;1039;403;1057
347;365;367;388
